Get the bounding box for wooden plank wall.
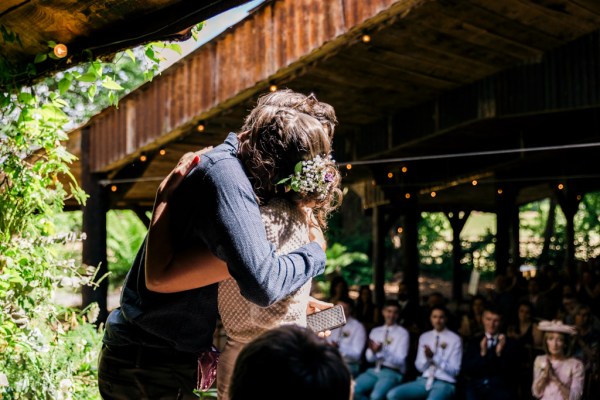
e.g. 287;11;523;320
88;0;414;172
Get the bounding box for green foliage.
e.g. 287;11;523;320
0;26;192;398
325;206;372;286
106;210;148;285
52;210;148;288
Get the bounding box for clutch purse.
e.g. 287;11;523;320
306;305;347;333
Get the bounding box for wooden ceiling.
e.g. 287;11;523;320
61;0;600;212
0;0;249;84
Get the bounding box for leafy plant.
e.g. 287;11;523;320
0;25;200;398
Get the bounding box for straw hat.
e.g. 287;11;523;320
538;320;577;335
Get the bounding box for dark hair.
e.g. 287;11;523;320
329;276;349;300
242;89;337;138
430;305;448;317
229;325;351;400
382;300;400;310
483;305;503;318
238;92;342;229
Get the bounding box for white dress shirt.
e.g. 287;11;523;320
415;328;462;384
365;324;409;373
327;317;367;363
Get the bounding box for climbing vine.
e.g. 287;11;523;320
0;23;202;399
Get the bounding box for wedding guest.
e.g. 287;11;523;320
354;301;409;400
230;325;352;400
329;276;350;304
327;298;367;377
459;295;485;340
507;301;542;399
356;285;381;332
386;306;462;400
462;306;518;400
532;320;585;400
397;281;420;331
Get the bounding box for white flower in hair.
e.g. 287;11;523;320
277;154;335;198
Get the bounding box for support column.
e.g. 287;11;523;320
556;185;582;281
403;201;420;306
509;197;521;269
447;210;470;302
81;127;109;324
496;187;516;275
372;205;386;310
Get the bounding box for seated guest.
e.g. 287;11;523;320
532;320;584;400
397;281;420;330
229;325;352;400
354;301;409;400
327;298;367;377
572;304;600;398
356;285;381;332
462;306;518;400
387;306;462;400
459;294;486;341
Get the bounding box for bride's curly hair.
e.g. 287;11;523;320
238;99;342;229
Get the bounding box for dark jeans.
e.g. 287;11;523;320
98;344;198;400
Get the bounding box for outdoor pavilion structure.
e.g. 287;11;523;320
55;0;600;317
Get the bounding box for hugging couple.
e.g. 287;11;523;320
98;89;344;399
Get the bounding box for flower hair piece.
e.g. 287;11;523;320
277;154;335;199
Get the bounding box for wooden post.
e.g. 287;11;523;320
556;184;582;281
403;201;420;306
81;127;109;324
447;210;470;302
509;196;521;269
372;205;386;310
496;186;516;275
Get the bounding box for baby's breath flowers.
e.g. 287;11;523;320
277;154;335;199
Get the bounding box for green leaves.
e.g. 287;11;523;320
101;76;124;90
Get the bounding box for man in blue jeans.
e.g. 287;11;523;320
386;306;461;400
354;301;409;400
98;90;337;399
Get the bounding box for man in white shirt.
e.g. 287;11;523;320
327;299;367;377
387;306;461;400
354;301;409;400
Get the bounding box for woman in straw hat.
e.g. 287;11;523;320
532;320;585;399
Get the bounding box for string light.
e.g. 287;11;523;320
139;154;147;162
346;164;352;170
53;44;68;58
497;188;503;195
430;191;436;198
576;194;582;201
401;166;408;173
361;34;371;43
269;84;278;92
159;148;166;156
472;180;478;186
387;172;394;179
397;227;403;234
558;183;564;190
197;122;205;132
405;193;411;199
110;185;117;192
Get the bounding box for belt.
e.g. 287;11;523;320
381;365;401;373
103;343;198;365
